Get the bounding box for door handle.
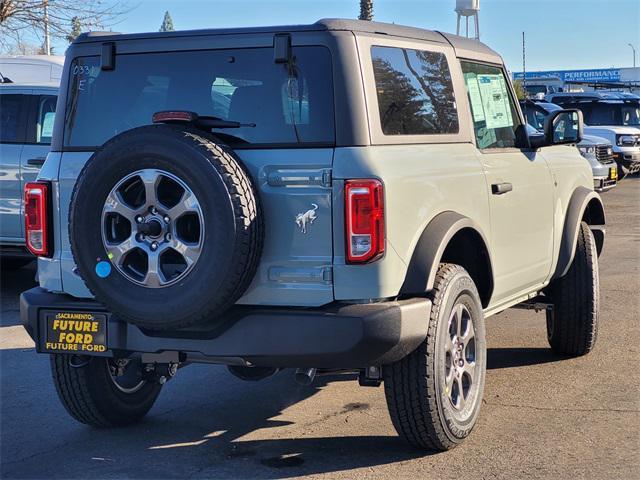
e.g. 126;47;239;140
26;157;46;166
491;182;513;195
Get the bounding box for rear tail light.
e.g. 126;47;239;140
24;182;51;257
345;179;385;263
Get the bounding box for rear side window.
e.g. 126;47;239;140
461;61;520;149
64;47;334;148
0;94;26;143
36;95;56;144
371;46;458;135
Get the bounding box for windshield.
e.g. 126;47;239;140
64;46;335;148
581;102;640;126
525;85;547;96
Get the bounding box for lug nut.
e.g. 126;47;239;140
458;360;464;367
135;215;143;223
163;216;170;223
151;242;158;251
150;206;157;214
165;233;172;241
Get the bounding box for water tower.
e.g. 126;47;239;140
455;0;480;40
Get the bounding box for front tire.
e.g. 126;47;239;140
545;221;599;356
384;264;486;451
50;354;162;427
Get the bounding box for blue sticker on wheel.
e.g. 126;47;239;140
95;261;111;278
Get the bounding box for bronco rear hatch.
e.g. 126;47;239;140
48;36;336;307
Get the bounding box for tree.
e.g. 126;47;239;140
513;79;527;100
159;10;174;32
359;0;373;21
65;15;81;43
0;1;131;54
372;57;423;134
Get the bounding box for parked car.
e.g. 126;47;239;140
0;83;58;269
0;55;64;83
546;92;640;178
520;99;617;191
20;19;604;451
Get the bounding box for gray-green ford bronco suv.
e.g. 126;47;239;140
20;19;605;451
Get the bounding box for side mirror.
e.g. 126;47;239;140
543;109;583;145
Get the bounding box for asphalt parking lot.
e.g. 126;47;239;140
1;177;639;480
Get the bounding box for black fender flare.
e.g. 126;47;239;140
552;186;605;280
400;211;494;305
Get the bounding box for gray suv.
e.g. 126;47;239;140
20;19;604;451
0;83;57;268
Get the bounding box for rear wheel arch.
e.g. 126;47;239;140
553;187;605;280
400;212;494;308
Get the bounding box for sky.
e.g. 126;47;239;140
49;0;640;73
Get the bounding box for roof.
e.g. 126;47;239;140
548;92;640;103
0;55;65;66
74;18;499;60
0;82;59;90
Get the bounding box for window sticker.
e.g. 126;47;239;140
41;112;55;138
476;126;497;149
464;73;486;122
476;74;513;129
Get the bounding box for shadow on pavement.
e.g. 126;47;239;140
1;367;431;479
0;261;36;327
135;372;429;479
487;347;561;370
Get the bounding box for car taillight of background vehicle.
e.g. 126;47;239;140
345;179;385;263
24;182;51;257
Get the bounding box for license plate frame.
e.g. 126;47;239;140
41;311;109;355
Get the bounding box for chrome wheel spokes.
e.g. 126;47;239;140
444;303;477;411
101;169;204;288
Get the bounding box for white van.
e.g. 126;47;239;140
0;56;64;84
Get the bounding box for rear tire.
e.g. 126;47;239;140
384;264;486;451
545;221;599;356
50;354;162;427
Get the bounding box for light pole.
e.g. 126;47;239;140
43;0;51;55
629;43;636;68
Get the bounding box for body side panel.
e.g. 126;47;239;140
539;144;595;282
332;143;491;301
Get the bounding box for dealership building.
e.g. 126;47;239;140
512;67;640;95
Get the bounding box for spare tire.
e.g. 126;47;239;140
69;124;263;330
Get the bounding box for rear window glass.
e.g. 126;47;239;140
64;47;334;148
37;95;57;144
576;103;640;127
371;46;458;135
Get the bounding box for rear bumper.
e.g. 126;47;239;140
20;287;430;368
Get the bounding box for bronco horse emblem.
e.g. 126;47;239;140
295;203;318;234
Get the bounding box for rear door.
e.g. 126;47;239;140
0;91;30;244
461;61;554;305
